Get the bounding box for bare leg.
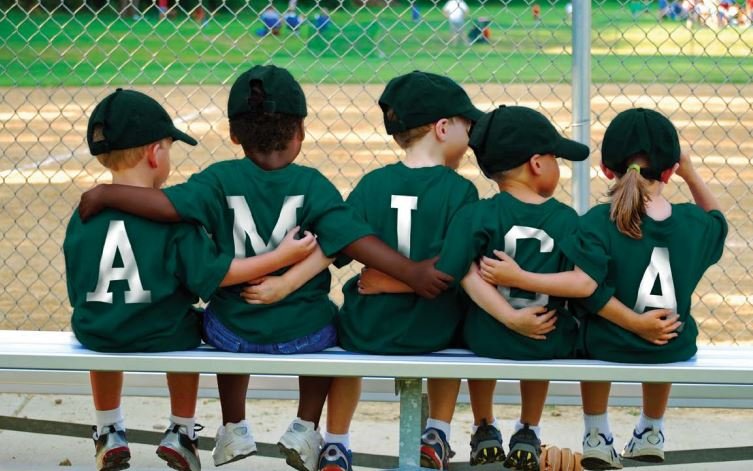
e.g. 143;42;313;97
642;382;672;419
426;378;460;423
326;377;362;435
297;376;333;428
90;371;124;411
581;381;611;415
520;380;549;426
166;372;199;418
467;379;496;425
217;374;249;424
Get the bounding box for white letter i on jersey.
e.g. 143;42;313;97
86;220;151;304
634;247;677;312
392;195;417;258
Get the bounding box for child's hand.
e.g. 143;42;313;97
241;276;292;304
504;306;557;340
276;226;317;266
78;184;108;222
406;256;453;299
629;309;682;345
675;152;696;181
358;267;412;295
479;250;521;287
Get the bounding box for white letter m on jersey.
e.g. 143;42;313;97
227;195;304;257
86;220;151;304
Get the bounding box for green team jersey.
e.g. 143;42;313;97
437;193;580;360
65;209;232;353
338;162;478;354
561;203;728;363
164;157;373;344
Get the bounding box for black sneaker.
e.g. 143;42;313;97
469;419;505;466
93;425;131;471
504;424;541;471
156;423;204;471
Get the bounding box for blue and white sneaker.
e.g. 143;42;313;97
317;442;352;471
420;427;455;470
581;428;623;470
621;426;665;463
93;425;131;471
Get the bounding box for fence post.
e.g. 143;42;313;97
571;0;592;215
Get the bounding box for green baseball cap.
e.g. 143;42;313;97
470;105;590;177
87;89;197;156
378;71;483;134
227;64;307;119
601;108;680;180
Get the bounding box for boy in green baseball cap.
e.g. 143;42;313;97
67;88;318;471
434;104;595;470
77;66;454;471
318;71;483;471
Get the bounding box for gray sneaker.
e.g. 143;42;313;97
621;426;665;463
93;425;131;471
581;428;623;470
156;423;203;471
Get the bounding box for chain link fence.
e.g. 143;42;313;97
1;0;751;344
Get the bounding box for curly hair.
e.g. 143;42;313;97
229;80;303;154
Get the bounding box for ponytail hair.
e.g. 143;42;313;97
608;159;650;239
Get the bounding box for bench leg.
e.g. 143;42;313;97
397;378;427;470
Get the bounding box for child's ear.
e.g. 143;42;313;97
434;118;450;141
660;162;679;184
600;162;615;180
145;143;159;169
528;154;543;175
229;130;240;145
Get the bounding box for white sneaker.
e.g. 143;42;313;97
277;418;324;471
581;428;623;470
212;419;258;466
621;426;665;463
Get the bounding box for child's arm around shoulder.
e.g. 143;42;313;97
79;184;180;222
479;250;597;298
462;263;556;340
220;226;317;287
241;243;333;304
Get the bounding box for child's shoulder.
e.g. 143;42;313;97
671;202;726;223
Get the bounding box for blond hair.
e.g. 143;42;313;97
385;109;434;149
92;124;149;170
608;156;650;239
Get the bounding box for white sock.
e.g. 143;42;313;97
95;407;125;436
636;412;664;432
426;418;451;441
515;420;541;440
324;432;350;449
170;414;196;439
472;418;499;434
295;417;317;430
584;412;611;438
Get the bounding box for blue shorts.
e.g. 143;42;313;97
202;307;337;354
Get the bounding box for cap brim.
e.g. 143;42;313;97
460;106;484;124
171;128;198;146
553;137;589;162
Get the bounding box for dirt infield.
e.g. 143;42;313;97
1;83;751;344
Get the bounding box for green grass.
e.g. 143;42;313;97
1;3;752;86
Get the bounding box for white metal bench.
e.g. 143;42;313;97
0;330;752;470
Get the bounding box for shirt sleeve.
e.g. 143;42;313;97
308;173;374;258
435;203;489;284
700;209;728;268
163;168;225;229
171;224;233;301
559;209;611;286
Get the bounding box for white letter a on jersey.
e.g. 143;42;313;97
86;220;151;304
634;247;677;312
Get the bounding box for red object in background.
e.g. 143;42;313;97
193;6;205;22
